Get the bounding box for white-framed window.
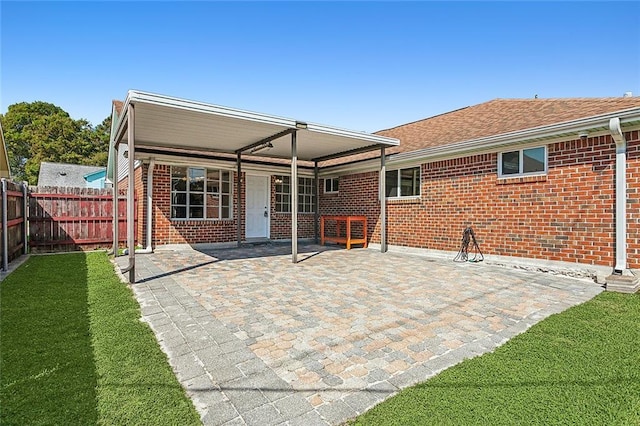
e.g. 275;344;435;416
498;146;547;177
324;177;339;194
171;166;232;219
385;167;420;198
274;175;315;213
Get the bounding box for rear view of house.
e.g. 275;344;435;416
107;91;640;286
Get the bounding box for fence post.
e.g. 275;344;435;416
22;182;28;255
2;178;8;271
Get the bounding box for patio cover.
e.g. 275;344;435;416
111;91;399;282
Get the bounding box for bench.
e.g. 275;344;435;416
320;215;368;249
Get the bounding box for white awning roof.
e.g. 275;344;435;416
113;90;399;162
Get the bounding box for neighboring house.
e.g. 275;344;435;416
0;121;11;179
37;162;108;188
107;90;640;277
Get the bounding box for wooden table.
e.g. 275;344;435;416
320;215;368;249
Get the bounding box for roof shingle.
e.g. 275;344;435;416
324;97;640;166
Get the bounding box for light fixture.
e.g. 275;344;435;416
578;132;589;140
250;141;273;154
122;148;129;158
295;121;308;129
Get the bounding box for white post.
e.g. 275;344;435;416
291;131;298;263
146;159;155;251
127;104;136;283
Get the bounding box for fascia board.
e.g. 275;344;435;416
128;90;296;128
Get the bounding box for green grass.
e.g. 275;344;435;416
1;252;201;425
352;291;640;425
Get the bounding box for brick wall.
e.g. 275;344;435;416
323;132;640;269
148;165;242;245
319;172;381;242
142;166;316;245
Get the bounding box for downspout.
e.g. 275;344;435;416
609;117;627;274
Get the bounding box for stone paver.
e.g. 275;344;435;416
116;243;603;425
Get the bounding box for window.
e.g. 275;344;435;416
385;167;420;198
499;146;546;177
171;166;232;219
324;177;339;193
274;175;316;213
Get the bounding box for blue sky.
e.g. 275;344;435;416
1;2;639;132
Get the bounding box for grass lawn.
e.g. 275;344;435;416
0;252;201;425
352;291;640;425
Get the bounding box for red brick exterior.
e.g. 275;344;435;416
132;166;317;246
322;131;640;269
320;171;381;242
128;130;639;269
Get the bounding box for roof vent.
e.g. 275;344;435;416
623;91;633;97
59;172;67;176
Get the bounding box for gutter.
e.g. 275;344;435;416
609;117;627;274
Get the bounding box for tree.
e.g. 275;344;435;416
0;101;111;184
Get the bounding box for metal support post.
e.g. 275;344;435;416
291;132;298;263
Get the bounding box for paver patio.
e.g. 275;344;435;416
116;244;603;426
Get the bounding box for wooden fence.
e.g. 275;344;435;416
28;187;136;253
0;179;27;270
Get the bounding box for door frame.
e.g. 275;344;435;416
244;173;271;240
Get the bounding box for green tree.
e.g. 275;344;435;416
0;101;110;184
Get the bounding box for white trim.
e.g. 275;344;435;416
497;145;548;178
169;166;233;220
137;153;316;177
385;166;421;199
323;177;339;194
273;175;316;214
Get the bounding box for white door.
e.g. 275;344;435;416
245;175;270;239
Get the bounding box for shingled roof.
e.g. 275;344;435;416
38;162;106;188
322;97;640;167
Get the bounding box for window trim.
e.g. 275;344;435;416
324;177;339;194
170;166;233;221
274;175;316;214
498;145;548;178
385;166;421;199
